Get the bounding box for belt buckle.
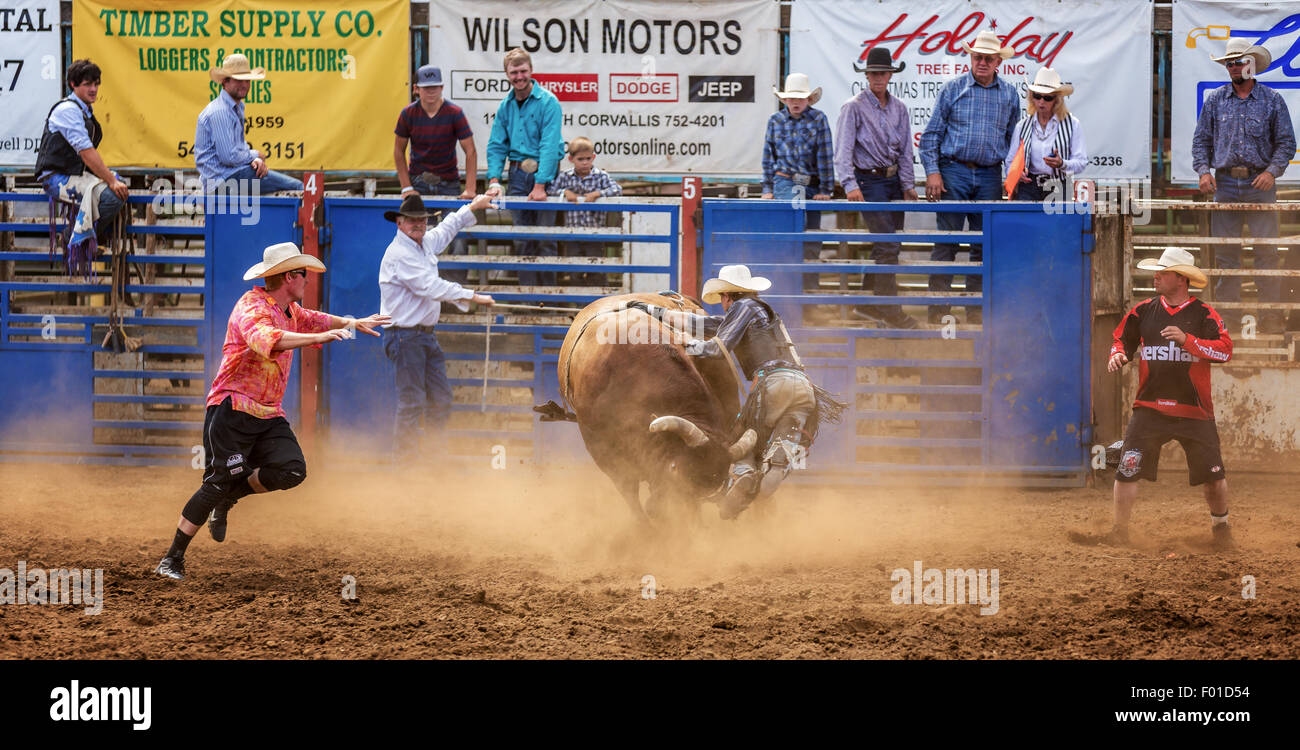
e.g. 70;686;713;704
519;158;539;174
418;172;442;186
1228;167;1250;179
884;165;898;178
792;173;812;186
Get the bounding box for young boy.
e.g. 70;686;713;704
546;137;622;286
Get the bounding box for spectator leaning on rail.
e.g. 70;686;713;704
155;243;390;581
34;59;129;269
379;193;496;462
919;28;1020;325
1070;248;1235;552
547;136;623;287
834;47;919;330
1191;38;1297;335
394;64;478;285
762;73;834;265
485;48;566;288
196;54;302;194
1005;67;1087;202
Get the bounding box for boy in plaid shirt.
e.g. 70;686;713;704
548;137;622;286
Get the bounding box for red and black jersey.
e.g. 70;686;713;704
1111;296;1233;420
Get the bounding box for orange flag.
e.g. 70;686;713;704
1004;140;1027;198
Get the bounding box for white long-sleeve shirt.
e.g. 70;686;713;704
378;204;477;328
1006;113;1087;177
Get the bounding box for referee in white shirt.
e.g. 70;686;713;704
379;192;495;460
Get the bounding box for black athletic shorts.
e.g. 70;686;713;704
1114;407;1226;486
201;396;304;492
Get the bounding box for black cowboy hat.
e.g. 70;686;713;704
384;193;442;223
856;46;906;74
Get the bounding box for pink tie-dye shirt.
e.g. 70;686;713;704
206;286;334;419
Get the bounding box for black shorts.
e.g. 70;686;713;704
202;396;304;492
1114;407;1226;486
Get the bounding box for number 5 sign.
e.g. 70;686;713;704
0;0;61;167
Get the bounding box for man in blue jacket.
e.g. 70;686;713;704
486;48;566;287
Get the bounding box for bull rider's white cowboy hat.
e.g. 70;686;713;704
1136;247;1208;289
1211;38;1272;74
701;264;772;304
1027;67;1074;96
772;73;822;106
243;242;327;281
962;29;1014;59
210;53;267;84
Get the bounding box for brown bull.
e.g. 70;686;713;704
538;292;756;521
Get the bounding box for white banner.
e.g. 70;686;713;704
0;1;61;167
428;0;778;176
790;0;1152;182
1172;0;1300;183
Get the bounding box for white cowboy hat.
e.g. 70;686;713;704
1211;38;1272;74
1136;248;1208;289
701;264;772;304
243;242;327;281
772;73;822;106
1027;67;1074;96
210;53;267;84
962;29;1013;59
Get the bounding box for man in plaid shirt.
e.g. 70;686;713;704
548;137;622;286
762;73;834;264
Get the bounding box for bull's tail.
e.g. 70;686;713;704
534;400;578;422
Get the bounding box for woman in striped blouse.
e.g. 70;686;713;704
1006;67;1087;201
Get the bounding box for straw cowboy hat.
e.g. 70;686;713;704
243;242;326;281
1136;248;1208;289
962;29;1013;59
772;73;822;105
701;264;772;304
1211;37;1272;73
210;53;266;84
1027;67;1074;96
383;193;442;223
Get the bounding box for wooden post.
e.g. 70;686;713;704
680;176;702;297
298;172;325;456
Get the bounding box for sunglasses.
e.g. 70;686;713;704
285;269;308;280
1225;59;1248;68
1032;93;1056;101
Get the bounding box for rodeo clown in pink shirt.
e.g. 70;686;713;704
155;243;389;581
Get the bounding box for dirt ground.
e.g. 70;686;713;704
1;462;1297;659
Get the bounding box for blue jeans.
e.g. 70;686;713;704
564;239;606;286
220;165;303;194
1012;177;1055;202
506;163;557;287
1211;174;1281;308
93;187;125;238
413;178;470;284
931;161;1000;312
855;171;904;297
384;329;453;461
772;174;823;263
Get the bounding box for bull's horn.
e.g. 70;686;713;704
727;429;758;460
648;416;709;448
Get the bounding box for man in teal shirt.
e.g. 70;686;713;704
486;48;566;287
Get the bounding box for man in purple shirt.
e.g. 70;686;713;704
835;47;918;330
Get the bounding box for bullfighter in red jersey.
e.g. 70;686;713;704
1072;248;1236;550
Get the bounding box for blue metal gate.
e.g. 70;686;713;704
700;198;1093;486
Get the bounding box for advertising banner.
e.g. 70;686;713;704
429;0;780;176
0;1;62;167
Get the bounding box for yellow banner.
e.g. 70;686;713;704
73;0;407;170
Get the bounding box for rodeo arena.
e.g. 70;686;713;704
0;0;1297;730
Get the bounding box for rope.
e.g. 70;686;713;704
481;317;492;412
489;302;580;313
